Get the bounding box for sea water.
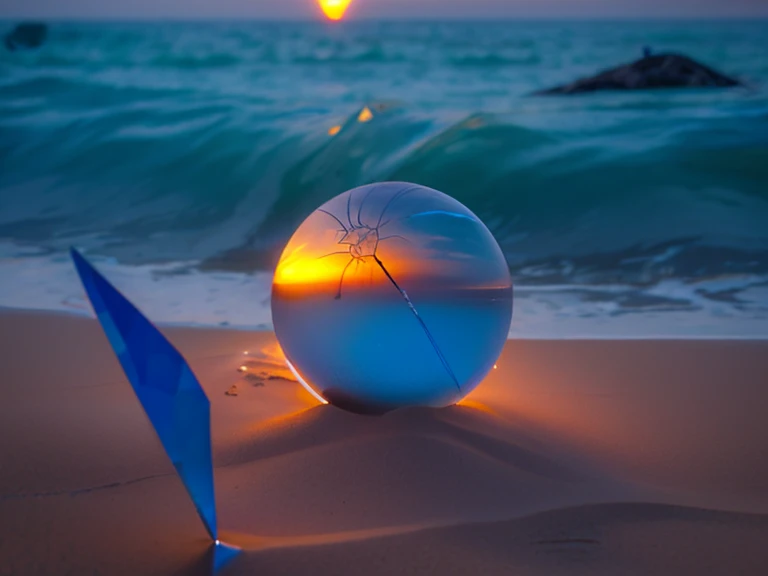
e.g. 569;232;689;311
1;20;767;337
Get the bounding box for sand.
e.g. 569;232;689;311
1;309;767;575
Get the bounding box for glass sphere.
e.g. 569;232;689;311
271;182;513;414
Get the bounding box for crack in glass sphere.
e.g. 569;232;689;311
271;182;513;414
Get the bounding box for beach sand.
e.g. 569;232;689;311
1;309;767;575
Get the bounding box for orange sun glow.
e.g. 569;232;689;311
317;0;352;21
274;243;344;286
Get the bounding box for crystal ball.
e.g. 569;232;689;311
271;182;513;414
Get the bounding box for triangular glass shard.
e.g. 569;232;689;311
212;541;241;573
71;248;218;540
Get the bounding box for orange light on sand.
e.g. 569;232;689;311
328;125;342;136
456;398;495;415
357;106;373;123
318;0;352;21
260;341;288;368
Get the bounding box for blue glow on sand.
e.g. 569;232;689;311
272;182;513;414
212;540;240;572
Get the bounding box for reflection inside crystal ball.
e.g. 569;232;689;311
271;182;513;414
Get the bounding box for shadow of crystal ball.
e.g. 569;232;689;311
271;182;513;414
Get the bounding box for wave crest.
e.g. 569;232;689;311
2;98;767;287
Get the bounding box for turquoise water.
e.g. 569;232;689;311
1;20;767;337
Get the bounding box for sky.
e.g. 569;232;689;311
2;0;768;20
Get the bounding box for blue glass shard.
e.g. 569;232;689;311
70;248;218;541
212;541;241;573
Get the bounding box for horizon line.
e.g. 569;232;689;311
3;15;768;23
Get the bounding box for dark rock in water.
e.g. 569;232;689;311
535;53;741;95
4;22;47;52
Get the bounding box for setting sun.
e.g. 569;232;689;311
317;0;352;21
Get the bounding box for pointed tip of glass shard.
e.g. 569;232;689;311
70;248;218;541
212;540;241;573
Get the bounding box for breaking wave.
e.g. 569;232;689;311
2;20;768;334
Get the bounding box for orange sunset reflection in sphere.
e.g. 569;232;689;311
317;0;353;21
271;182;514;414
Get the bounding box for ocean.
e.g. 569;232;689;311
1;19;767;337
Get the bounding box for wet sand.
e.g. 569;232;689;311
1;310;767;575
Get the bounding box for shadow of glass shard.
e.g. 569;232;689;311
70;248;219;541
